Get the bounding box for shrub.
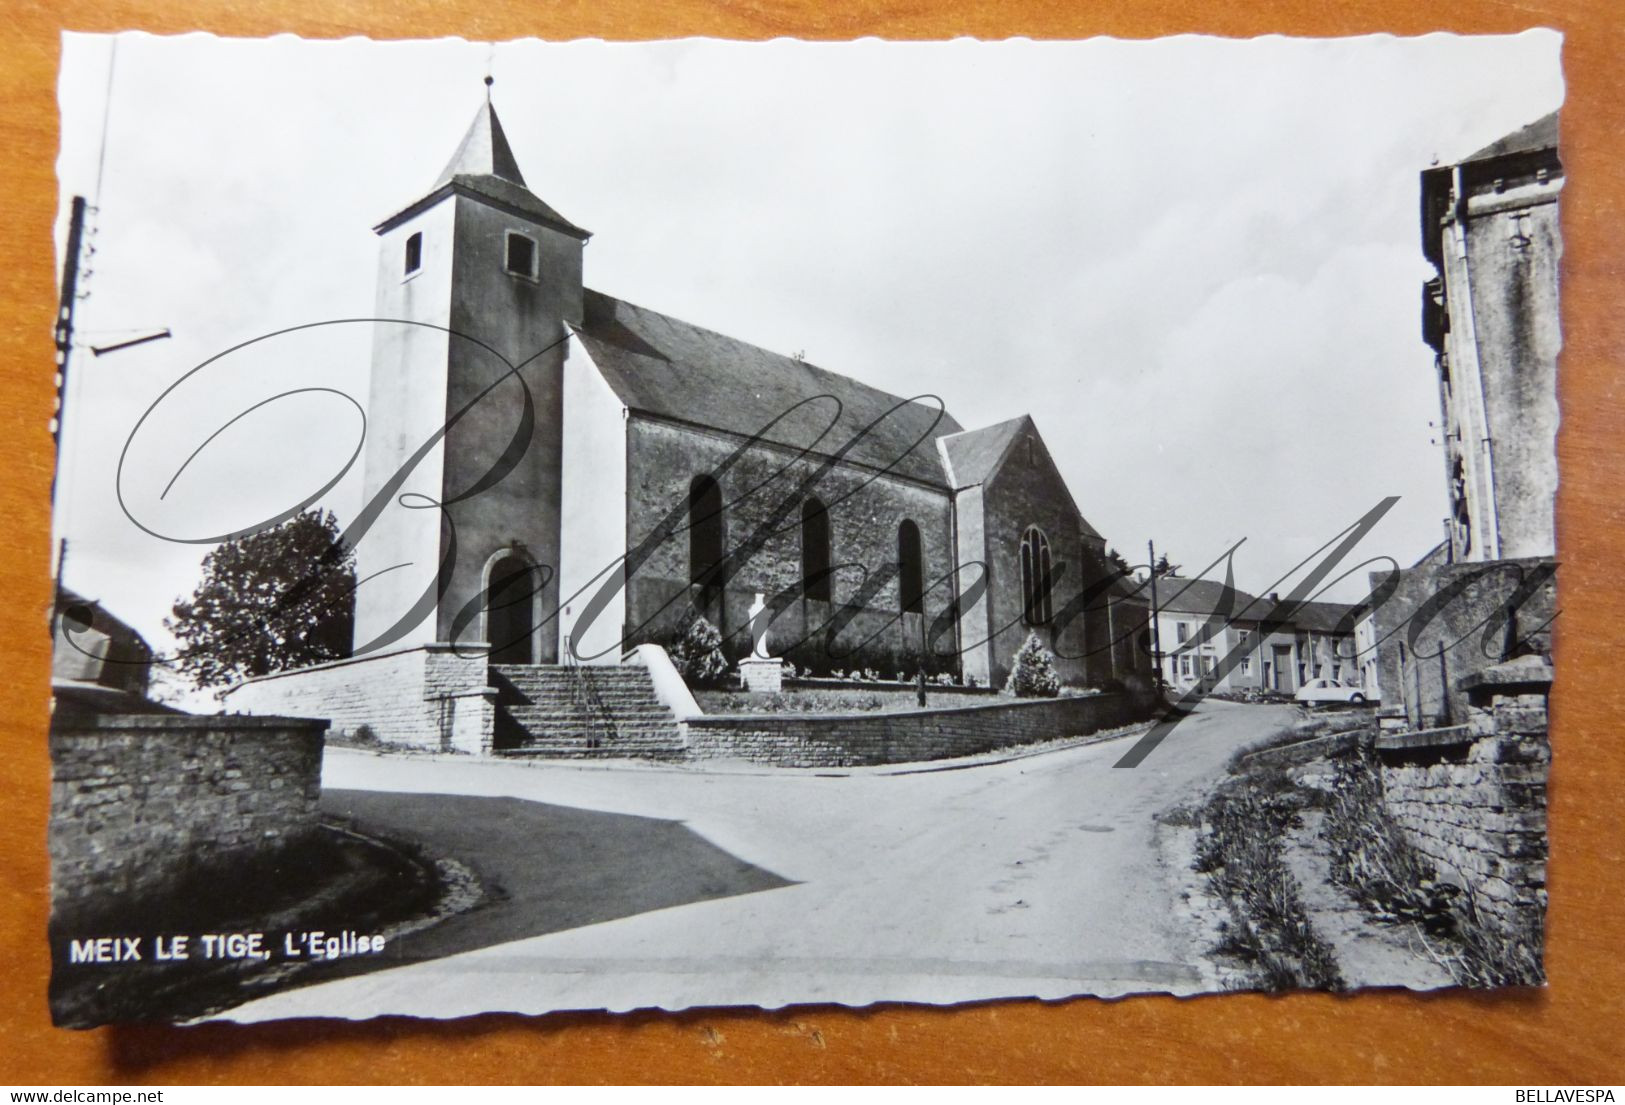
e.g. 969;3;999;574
669;617;730;688
1006;633;1061;698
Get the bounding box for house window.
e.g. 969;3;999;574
404;232;422;275
898;519;924;614
505;231;537;278
1176;621;1190;643
1179;655;1192;677
689;475;724;596
802;497;831;602
1240;656;1251;675
1019;526;1053;626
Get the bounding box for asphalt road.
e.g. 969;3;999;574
227;700;1294;1021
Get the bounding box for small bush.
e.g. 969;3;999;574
1006;633;1061;698
669;617;730;688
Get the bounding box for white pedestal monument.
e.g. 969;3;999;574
738;592;784;694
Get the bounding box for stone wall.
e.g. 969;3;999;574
1369;554;1556;730
1377;676;1549;941
222;643;494;754
49;713;326;925
623;415;961;679
685;690;1139;767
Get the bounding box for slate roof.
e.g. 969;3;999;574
1289;599;1361;635
435;100;528;188
1463;110;1560;164
1152;577;1359;633
1152;577;1267;620
375;99;589;239
936;416;1028;490
574;289;964;487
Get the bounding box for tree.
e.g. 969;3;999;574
1006;632;1061;698
668;616;730;688
166;509;356;689
1105;547;1133;576
1153;553;1181;578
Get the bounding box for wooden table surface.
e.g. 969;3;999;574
2;0;1620;1086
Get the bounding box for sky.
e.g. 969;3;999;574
53;31;1565;655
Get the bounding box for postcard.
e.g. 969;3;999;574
46;31;1562;1025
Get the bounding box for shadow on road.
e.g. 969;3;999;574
291;788;797;987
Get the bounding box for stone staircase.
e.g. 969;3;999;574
490;664;687;760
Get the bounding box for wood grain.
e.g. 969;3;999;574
2;0;1620;1085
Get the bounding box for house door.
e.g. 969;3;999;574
1272;644;1294;691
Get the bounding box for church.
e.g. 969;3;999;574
348;89;1146;695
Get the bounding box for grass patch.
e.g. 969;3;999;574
1190;766;1344;992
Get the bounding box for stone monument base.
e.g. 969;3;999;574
739;657;784;694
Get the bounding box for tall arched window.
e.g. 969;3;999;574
898;519;924;614
1020;526;1053;626
802;497;832;602
690;475;725;596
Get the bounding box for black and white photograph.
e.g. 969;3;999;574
46;31;1562;1027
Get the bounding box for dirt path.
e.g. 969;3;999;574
1284;810;1453;991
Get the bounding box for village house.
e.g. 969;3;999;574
50;586;162;718
1147;577;1369;696
1372;112;1560;730
1290;600;1361;687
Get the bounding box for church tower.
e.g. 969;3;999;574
354;84;590;662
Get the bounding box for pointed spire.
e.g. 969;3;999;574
376;79;589;241
434;83;526;189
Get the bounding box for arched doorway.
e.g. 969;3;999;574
487;554;537;665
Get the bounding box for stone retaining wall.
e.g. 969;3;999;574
222;643;494;753
685;691;1139;767
49;713;327;924
1378;687;1549;940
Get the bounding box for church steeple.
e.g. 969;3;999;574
374;80;588;241
435;79;528;189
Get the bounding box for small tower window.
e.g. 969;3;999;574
506;231;537;279
403;232;422;275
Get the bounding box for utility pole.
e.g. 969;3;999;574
1147;539;1163;693
51;195;88;506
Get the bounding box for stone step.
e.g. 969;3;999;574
491;663;684;760
502;720;677;735
497;668;656;678
502;712;676;726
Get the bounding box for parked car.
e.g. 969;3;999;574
1294;678;1370;706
